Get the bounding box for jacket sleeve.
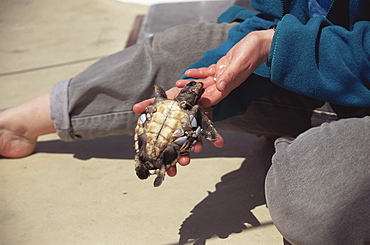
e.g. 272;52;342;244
268;14;370;107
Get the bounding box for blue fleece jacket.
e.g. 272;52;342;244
181;0;370;122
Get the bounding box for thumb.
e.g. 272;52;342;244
215;65;236;92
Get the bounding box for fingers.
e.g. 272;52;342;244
213;133;225;148
185;64;216;78
165;87;182;99
212;56;241;94
132;98;154;114
177;77;226;109
215;67;231;92
167;133;223;177
182;58;234;103
176;79;192;88
216;67;237;93
198;82;225;108
176;77;215;89
167;166;177;177
133;87;182;115
183;58;231;93
178;155;191;166
167;154;190;176
166;141;202;177
211;57;230;92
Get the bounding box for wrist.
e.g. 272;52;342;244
259;29;275;63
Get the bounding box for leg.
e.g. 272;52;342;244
0;22;236;157
215;88;370;137
265;116;370;244
51;22;236;141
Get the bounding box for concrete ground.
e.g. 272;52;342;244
0;0;283;244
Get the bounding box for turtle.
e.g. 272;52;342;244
134;81;218;187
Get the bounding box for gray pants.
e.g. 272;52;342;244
50;22;370;244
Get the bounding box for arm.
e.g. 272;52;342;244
269;14;370;107
182;29;275;109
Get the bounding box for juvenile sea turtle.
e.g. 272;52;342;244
134;81;218;187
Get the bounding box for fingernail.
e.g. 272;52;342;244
218;81;227;91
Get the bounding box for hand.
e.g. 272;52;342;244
179;29;275;108
132;86;224;177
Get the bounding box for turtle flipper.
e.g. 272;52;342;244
202;122;218;141
135;160;150;180
153;145;178;187
154;164;166;187
191;105;218;141
154;85;167;100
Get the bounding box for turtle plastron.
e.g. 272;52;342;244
133;81;218;187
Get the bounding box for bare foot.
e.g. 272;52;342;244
0;125;37;158
0;92;56;158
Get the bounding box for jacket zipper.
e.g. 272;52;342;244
281;0;287;17
281;0;335;18
326;0;335;17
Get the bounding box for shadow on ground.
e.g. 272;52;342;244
35;134;135;160
34;131;268;160
177;138;275;245
35;131;276;244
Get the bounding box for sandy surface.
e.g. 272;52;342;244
0;0;282;244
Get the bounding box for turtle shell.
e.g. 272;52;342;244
134;82;218;187
135;100;195;158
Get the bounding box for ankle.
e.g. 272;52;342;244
0;107;37;139
3;92;55;138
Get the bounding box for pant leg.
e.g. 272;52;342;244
265;116;370;245
50;22;237;141
215;88;370;137
50;19;370;142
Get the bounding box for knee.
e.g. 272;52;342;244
265;116;370;244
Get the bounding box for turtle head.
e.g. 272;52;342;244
176;81;204;108
135;164;150;180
